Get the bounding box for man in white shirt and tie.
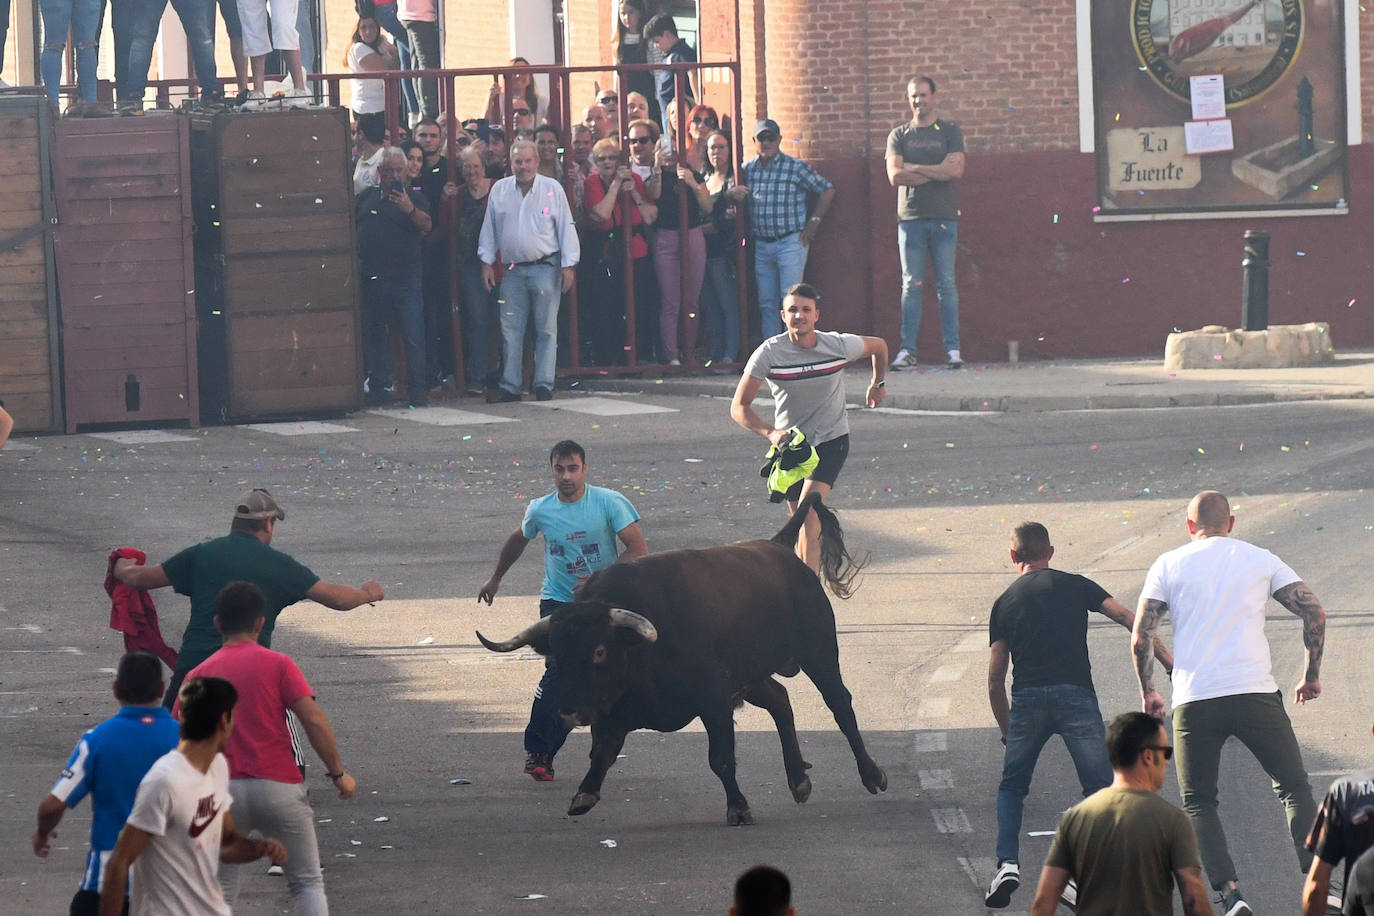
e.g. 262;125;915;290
478;139;580;403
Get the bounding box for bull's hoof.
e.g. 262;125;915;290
790;775;813;804
726;805;755;826
862;762;888;794
568;791;601;815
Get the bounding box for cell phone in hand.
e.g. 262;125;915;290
390;179;404;194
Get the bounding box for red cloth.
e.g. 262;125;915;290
106;547;178;669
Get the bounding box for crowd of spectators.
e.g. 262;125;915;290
336;11;834;403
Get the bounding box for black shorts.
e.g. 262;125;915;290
783;433;848;502
72;889;127;916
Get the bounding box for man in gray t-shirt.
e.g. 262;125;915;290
730;281;888;573
885;75;966;371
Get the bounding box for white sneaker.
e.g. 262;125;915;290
668;358;681;366
285;87;312;108
946;348;963;368
984;860;1020;908
242;90;267;110
889;348;918;370
267;864;284;876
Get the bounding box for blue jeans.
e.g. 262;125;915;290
123;0;217;101
371;1;418;117
41;0;101;102
361;272;426;400
898;217;960;353
456;260;499;388
525;598;572;758
498;262;560;395
701;255;739;363
996;684;1112;863
400;18;438;119
754;232;808;338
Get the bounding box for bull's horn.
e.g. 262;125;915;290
607;607;658;643
475;616;552;652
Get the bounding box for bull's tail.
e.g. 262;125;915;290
772;492;869;599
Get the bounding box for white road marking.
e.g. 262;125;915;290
918;768;954;790
86;430;195;444
369;407;517;426
847;405;996;416
957;857;997;889
913;732;948;753
954;632;984;653
917;697;951;719
527;396;678;416
0;646;84;654
2;441;38;450
929;662;967;683
932;807;973;833
241;421;359;436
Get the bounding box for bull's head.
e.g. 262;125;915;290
476;603;657;728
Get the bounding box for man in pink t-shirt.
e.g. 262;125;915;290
182;581;357;916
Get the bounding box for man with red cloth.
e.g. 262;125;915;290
106;548;177;670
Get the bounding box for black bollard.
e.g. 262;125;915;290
1241;230;1270;331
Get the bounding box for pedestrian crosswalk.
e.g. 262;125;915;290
71;396;683;444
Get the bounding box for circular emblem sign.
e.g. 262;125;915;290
1130;0;1304;107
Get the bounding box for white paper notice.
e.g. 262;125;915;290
1190;74;1226;121
1184;119;1234;155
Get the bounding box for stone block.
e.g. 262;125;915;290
1163;323;1334;370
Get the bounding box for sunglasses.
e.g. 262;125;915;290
599;96;617;105
693;116;717;125
1146;744;1174;760
513;108;531;116
629;136;654;144
756;133;779;142
455;135;471;147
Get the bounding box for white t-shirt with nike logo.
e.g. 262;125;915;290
126;750;233;916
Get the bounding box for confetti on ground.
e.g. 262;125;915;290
449;778;472;785
515;894;548;900
373;816;390;823
1027;830;1055;837
600;839;618;848
417;636;435;646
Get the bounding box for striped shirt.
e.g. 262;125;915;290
49;706;180;893
739;152;833;241
743;330;866;443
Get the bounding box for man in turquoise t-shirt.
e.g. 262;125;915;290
478;440;647;781
115;488;386;707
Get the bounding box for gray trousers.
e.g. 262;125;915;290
1174;690;1317;890
219;778;328;916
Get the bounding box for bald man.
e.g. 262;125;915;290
1132;490;1328;916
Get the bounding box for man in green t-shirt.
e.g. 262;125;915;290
115;489;385;706
1030;711;1212;916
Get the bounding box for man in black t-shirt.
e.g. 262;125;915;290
1304;726;1374;915
984;522;1174;909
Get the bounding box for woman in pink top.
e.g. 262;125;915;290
397;0;438;122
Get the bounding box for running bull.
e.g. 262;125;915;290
476;492;888;825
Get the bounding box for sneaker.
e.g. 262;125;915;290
116;98;144;116
1059;877;1077;912
285;87;312;108
946;348;963;369
534;386;553;402
486;388;521;404
984;860;1020;908
241;90;266;110
890;348;918;370
523;752;554;781
267;864;284;876
1326;891;1343;914
667;358;681;367
1216;887;1252;916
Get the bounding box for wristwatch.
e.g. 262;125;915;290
872;380;885;388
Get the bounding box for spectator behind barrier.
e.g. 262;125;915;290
626;90;651;124
612;0;658;123
626;117;661;196
355;147;433;407
700;129;741;365
643;11;696;134
582;103;611;141
649;142;710;365
452;147;501;396
570;124;595;176
397;0;438;124
486;56;548;127
581;137;658;367
343;16;397;117
352;113;387;193
685;103;719;171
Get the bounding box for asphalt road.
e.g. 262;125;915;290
3;390;1373;914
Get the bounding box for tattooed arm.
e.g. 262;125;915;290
1097;597;1173;675
1132;598;1169;717
1273;580;1326;704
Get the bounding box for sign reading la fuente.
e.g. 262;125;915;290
1093;0;1347;218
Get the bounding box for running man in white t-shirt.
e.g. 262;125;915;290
731;282;888;574
1131;490;1329;916
98;677;286;916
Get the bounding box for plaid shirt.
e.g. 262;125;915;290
739;152;832;241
